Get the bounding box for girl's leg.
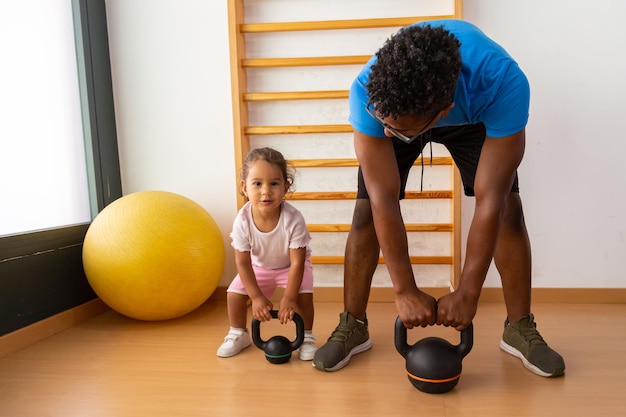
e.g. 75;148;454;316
217;292;253;358
296;292;317;361
226;292;250;329
296;292;315;331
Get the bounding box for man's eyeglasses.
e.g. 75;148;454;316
365;104;439;144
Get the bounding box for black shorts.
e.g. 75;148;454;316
356;123;519;199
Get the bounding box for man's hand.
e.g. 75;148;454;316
436;290;478;331
396;288;437;329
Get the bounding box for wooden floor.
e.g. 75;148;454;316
1;300;625;417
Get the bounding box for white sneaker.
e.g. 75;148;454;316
216;328;252;358
298;334;317;361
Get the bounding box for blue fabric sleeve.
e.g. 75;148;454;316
348;61;387;138
480;64;530;138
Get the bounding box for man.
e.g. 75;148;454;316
312;19;565;377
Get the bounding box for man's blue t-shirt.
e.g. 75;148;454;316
349;19;530;139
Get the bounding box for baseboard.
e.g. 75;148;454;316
480;287;626;303
209;286;626;304
3;286;624;359
0;298;110;359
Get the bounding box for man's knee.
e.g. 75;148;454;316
351;199;374;230
502;193;526;233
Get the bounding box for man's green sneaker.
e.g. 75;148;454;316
500;313;565;377
313;311;372;372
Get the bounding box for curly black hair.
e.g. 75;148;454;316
366;24;462;120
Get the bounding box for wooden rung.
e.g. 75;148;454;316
292;157;453;168
294;158;359;167
242;55;370;68
311;255;453;265
289;191;357;200
287;190;452;200
307;224;351;232
245;124;353;135
240;15;455;33
406;224;454;232
244;90;349;102
307;223;453;232
404;190;453;199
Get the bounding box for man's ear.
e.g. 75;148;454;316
439;102;455;118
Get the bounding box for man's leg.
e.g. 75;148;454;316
496;192;565;377
343;199;379;320
312;199;376;371
494;192;532;322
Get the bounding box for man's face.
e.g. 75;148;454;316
367;103;454;143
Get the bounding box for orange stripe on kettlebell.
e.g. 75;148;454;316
406;370;461;384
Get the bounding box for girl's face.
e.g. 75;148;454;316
242;160;288;215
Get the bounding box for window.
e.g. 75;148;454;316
0;0;121;335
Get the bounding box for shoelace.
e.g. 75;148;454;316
329;323;354;342
517;324;547;347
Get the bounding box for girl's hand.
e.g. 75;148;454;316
278;297;298;324
251;296;273;322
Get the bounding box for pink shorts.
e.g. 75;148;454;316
227;258;314;298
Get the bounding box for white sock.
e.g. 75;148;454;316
229;327;246;335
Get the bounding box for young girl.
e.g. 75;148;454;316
217;147;317;360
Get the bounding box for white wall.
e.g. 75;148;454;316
105;0;239;284
463;1;626;288
105;0;626;289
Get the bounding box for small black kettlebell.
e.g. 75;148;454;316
252;310;304;364
395;317;473;394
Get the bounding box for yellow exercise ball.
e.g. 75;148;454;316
82;190;225;321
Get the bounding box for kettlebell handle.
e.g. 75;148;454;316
394;316;473;359
251;309;305;351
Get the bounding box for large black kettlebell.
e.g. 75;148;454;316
395;317;473;394
252;310;304;364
